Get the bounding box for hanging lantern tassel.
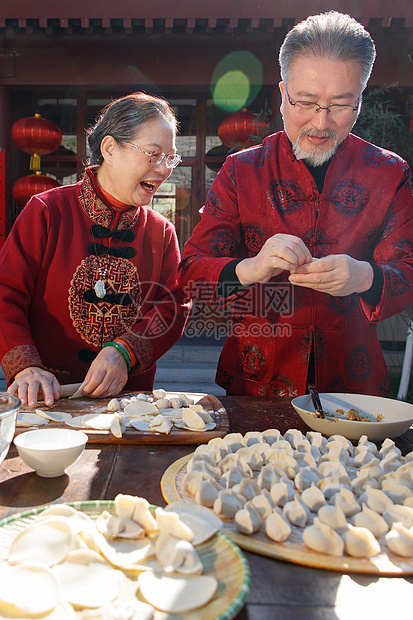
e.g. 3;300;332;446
30;153;41;171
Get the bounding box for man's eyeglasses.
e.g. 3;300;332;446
285;89;361;120
125;142;182;169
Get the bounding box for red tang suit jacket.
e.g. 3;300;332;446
179;131;413;397
0;168;189;390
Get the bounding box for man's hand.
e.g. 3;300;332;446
288;255;374;297
236;233;313;286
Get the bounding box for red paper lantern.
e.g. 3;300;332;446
12;172;60;207
11;113;62;171
218;110;269;149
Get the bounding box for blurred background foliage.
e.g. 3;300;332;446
353;83;413;173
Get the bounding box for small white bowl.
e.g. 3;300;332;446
14;428;88;477
291;392;413;442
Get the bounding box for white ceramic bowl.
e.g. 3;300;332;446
14;428;88;477
291;392;413;442
0;393;21;465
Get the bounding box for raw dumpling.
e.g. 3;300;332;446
213;489;245;519
382;504;413;529
265;510;292;543
301;484;326;513
232;477;262;501
236;447;264;471
218;453;252;477
358;435;378;455
283;496;309;527
257;465;283;490
351;504;389;538
351;469;379;496
306;431;327;453
222;433;246;452
385;522;413;557
317;504;348;534
264;451;299;479
244;431;264;446
195;479;222;508
250;493;275;519
270;478;295;507
234;504;263;535
359;488;393;515
284;429;304;449
381;480;412;504
220;465;251;489
330;488;360;517
353;445;377;467
342;524;381;558
261;429;282;445
303;517;344;556
294;466;323;492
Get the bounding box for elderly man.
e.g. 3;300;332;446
179;11;413;397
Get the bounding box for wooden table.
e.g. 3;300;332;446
1;395;413;619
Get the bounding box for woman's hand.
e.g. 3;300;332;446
8;367;60;407
81;346;129;399
236;234;313;286
288;255;374;297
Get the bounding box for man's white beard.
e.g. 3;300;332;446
291;128;339;166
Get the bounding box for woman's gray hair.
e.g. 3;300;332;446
87;92;178;166
279;11;376;89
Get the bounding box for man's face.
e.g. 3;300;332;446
279;56;363;165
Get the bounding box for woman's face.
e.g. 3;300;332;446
99;117;176;207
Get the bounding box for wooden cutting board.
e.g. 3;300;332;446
15;392;230;445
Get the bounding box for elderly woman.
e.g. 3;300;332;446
0;92;190;406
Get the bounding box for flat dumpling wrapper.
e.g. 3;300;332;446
138;572;218;614
84;529;156;569
0;563;60;617
8;516;74;566
52;549;123;609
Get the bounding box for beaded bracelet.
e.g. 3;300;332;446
102;341;132;373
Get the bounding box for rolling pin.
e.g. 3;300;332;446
60;382;87;399
36;381;86;402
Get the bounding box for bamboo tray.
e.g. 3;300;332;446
161;453;413;576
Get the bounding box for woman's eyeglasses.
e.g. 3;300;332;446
125;142;182;169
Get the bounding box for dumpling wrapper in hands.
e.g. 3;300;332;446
138;572;218;614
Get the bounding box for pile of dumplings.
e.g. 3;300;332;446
183;428;413;560
0;494;222;618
